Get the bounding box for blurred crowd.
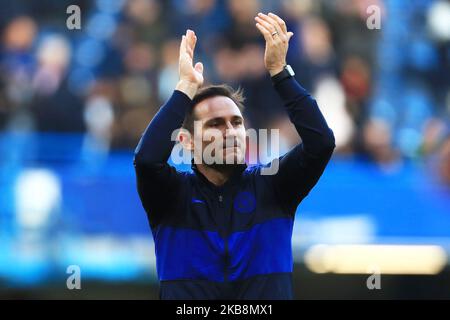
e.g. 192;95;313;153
0;0;449;183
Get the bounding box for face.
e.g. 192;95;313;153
183;95;246;166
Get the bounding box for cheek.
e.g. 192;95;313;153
238;129;247;143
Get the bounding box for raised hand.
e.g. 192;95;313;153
176;29;204;99
255;13;294;76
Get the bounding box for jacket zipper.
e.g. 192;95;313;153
218;194;229;282
224;237;229;282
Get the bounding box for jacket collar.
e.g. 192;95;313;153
191;158;247;190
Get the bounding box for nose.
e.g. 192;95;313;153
225;121;238;135
224;121;238;145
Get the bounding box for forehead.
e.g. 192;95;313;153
194;95;243;121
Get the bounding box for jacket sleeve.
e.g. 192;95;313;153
267;76;336;214
133;90;192;227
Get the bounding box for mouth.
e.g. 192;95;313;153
223;141;240;149
223;146;239;150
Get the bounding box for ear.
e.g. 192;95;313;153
178;128;194;151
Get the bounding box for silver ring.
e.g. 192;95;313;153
271;31;278;37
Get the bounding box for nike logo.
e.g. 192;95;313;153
192;198;206;204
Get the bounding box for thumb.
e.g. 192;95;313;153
287;32;294;41
194;62;204;74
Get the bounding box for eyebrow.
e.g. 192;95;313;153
204;115;243;126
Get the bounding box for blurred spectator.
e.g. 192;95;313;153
123;0;168;46
0;16;37;131
362;118;399;165
437;134;450;186
292;15;337;90
30;34;85;133
0;0;448;164
314;76;355;152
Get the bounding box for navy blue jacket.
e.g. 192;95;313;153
134;77;335;299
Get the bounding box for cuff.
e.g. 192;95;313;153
273;77;310;102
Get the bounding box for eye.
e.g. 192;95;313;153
233;119;243;126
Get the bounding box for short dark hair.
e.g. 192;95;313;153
182;84;245;132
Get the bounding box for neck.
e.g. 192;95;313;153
195;163;237;187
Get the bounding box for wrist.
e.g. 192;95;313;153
268;64;286;77
270;64;295;85
175;80;200;100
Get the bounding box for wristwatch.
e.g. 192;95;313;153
271;65;295;85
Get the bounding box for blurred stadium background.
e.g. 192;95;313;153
0;0;449;299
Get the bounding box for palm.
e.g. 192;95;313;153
254;13;294;76
179;30;204;86
180;57;203;84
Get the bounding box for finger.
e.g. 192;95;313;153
191;33;198;59
186;30;193;51
179;35;186;57
185;30;196;59
287;31;294;41
186;41;194;59
255;17;278;42
255;13;277;33
192;34;197;58
255;22;273;43
268;12;287;34
187;29;196;50
256;16;286;43
194;62;203;74
257;13;282;37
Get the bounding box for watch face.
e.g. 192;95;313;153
285;65;295;76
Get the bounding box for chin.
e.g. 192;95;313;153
224;152;244;165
